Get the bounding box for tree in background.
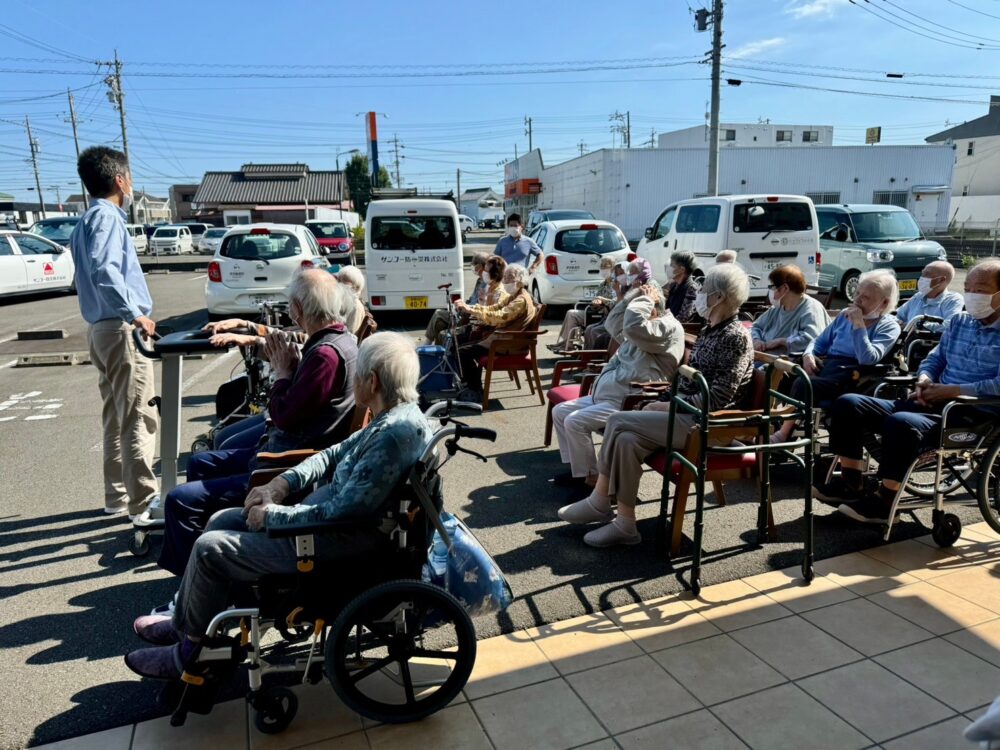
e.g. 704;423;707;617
344;153;392;218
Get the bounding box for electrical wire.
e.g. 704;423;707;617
946;0;1000;21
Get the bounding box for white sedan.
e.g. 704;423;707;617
0;230;75;298
526;220;631;305
205;223;328;316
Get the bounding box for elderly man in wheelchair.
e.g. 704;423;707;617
124;333;456;720
814;259;1000;536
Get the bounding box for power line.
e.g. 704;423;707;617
945;0;1000;21
0;24;95;63
877;0;1000;44
849;0;1000;50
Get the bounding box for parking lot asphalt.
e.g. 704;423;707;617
0;246;984;748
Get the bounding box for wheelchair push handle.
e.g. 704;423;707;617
132;328;161;359
453;424;497;442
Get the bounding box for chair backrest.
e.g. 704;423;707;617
526;303;546;333
356;310;378;342
738;366;769;411
806;284;836;310
350;403;372;433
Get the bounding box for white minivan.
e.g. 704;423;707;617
126;224;148;254
636;195;820;299
150;225;194;255
364;199;464;311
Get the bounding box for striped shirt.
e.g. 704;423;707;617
918;313;1000;397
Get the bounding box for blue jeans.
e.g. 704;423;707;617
157;447;256;576
829;395;942;482
213;413;267;450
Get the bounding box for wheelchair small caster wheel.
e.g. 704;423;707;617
802;563;815;583
190;438;211;454
129;531;151;557
252;686;298;735
932;513;962;548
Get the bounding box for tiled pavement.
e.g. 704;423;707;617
35;523;1000;750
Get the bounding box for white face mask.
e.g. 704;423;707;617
768;288;778;306
965;291;997;320
121;190;134;211
695;291;713;318
503;282;518;295
599;268;611;280
507;226;521;238
625;274;637;285
480;271;490;284
616;274;626;286
862;306;882;320
917;277;935;296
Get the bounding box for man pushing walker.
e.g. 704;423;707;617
70;146;160;522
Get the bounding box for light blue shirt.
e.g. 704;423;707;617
919;313;1000;397
494;234;541;267
269;401;433;528
895;290;964;333
68;198;152;324
805;312;900;365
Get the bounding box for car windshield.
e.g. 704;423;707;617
221;232;301;260
554;227;625;254
850;211;922;242
545;210;595;222
308;222;349;239
204;229;227;238
733;202;813;233
30;219;78;243
370;216;456;250
154;229;178;238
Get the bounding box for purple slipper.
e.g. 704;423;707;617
124;639;198;681
133;614;180;646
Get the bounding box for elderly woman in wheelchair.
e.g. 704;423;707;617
125;333;434;678
814;259;1000;539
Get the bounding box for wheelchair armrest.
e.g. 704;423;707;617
255;449;319;467
265;517;381;538
882;375;919;384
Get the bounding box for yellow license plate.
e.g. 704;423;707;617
898;279;917;291
404;296;429;309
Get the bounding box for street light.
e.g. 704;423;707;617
335;148;361;219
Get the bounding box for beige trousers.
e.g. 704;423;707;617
597;409;697;508
87;319;159;513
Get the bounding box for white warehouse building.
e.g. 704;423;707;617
508;143;955;241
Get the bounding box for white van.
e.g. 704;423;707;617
364;199;464;311
635;194;820;298
126;224;147;254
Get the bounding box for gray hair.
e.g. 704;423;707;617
471;252;491;270
504;263;528;285
288;269;348;326
858;269;900;313
715;249;738;264
336;265;365;297
925;260;955;284
600;255;615;269
702;263;750;317
355;332;420;405
625;286;665;314
970;258;1000;288
670;250;696;275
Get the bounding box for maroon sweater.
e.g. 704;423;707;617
267;324;346;433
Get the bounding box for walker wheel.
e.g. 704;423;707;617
932;513;962;548
129;530;151;557
190;438;211;454
802;562;815;583
252;686;298;735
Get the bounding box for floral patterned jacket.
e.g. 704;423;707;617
266;401;433;529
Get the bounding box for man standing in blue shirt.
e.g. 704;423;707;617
70;146;159;521
494;213;542;273
815;259;1000;524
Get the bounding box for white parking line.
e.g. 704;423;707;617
0;360;16;370
181;348;238;393
189;274;207;281
0;312;79;344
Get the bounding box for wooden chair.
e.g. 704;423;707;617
632;352;785;557
543;341;617;447
478;304;547;409
806;284;837;310
356;311;378;342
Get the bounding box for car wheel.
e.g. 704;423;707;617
531;282;543;306
841;270;861;303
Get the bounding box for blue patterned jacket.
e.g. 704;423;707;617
266;401;433;529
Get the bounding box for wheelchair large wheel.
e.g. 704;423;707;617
904;452;972;498
325;580;476;725
976;438;1000;535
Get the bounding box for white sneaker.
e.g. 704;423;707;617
132;494;164;528
104;504;129;516
150;591;177;617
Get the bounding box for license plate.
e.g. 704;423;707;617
251;295;274;305
898;279;917;292
405;296;428;309
761;259;784;271
583;287;598;299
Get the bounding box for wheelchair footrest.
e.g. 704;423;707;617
159;639;245;725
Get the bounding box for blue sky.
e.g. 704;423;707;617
0;0;998;204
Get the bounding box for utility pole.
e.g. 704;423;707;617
578;140;587;157
626;111;631;148
25;117;45;220
610;111;631;149
66;89;87;209
104;50;136;222
696;0;724;196
514;144;518;161
646;128;657;148
390;133;402;187
524;116;533;152
456;168;461;212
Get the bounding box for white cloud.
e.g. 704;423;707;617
728;37;786;60
786;0;850;19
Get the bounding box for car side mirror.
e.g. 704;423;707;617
644;227;654;240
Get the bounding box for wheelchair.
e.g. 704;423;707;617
161;402;498;733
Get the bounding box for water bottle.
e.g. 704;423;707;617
428;516;458;585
